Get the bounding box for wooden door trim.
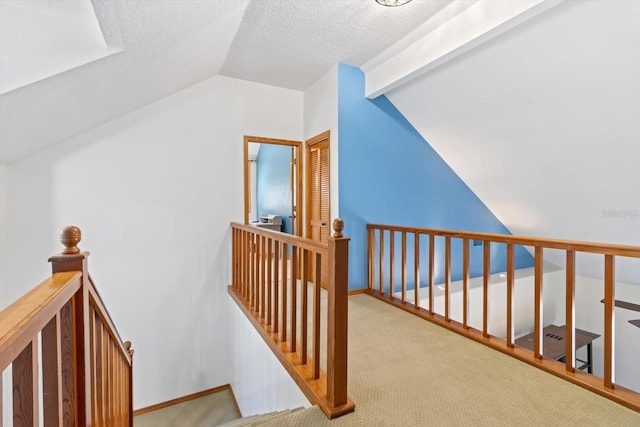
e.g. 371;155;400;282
244;135;303;236
305;130;330;240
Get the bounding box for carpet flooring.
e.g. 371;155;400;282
261;294;640;426
133;389;240;427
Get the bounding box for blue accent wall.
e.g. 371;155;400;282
337;64;534;289
256;144;292;234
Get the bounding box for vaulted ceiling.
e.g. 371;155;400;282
0;0;456;164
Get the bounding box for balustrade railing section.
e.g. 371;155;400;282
366;223;639;412
229;219;354;419
0;226;134;426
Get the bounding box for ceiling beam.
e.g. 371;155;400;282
364;0;564;99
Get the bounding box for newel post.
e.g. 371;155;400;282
327;218;349;408
48;226;91;425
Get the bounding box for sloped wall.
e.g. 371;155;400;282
386;0;640;284
338;64;533;289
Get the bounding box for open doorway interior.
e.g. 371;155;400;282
244;136;302;235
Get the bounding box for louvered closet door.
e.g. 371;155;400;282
309;139;330;285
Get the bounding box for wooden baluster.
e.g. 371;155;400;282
125;341;134;427
252;233;257;309
534;247;544;359
414;233;420;308
313;251;321;379
327;219;349;408
604;255;615;388
379;229;384;295
236;229;240;293
233;228;237;291
506;244;515;348
245;231;250;299
89;307;97;426
301;249;309;365
281;243;288;343
565;250;576;373
291;246;298;352
42;313;62;426
107;335;111;425
98;319;109;425
445;236;451;321
267;238;273;326
401;231;407;303
389;231;395;296
13;339;39;426
428;235;434;314
239;230;244;298
242;230;246;297
251;234;262;313
367;227;374;290
249;233;253;306
462;238;469;329
274;242;280;334
95;313;104;425
260;236;266;318
239;230;244;297
483;241;491;338
60;300;75;425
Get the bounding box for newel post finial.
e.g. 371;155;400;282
333;218;344;238
60;225;82;254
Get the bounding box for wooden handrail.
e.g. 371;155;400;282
229;219;354;419
0;226;134;425
231;222;329;255
0;272;81;370
366;223;640;412
367;223;640;257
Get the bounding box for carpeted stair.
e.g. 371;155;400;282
219;407;305;426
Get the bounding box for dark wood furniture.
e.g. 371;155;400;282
515;325;600;373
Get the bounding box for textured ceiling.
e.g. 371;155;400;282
0;0;454;164
220;0;453;90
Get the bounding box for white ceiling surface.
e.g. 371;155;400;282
387;0;640;279
220;0;453;90
0;0;455;164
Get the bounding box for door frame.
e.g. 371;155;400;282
243;135;303;236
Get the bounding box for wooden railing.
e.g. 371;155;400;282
366;223;640;412
0;226;134;425
229;219;354;419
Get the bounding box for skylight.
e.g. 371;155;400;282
0;0;121;94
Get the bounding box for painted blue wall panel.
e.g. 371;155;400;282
337;64;534;289
256;144;292;234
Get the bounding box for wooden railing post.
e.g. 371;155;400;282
48;225;91;425
327;218;349;408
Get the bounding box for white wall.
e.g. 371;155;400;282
0;163;8;307
0;162;9;426
228;296;310;416
303;65;339;227
0;75;303;409
387;0;640;283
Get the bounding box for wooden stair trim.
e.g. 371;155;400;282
133;384;241;417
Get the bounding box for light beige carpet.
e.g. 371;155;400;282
262;294;640;426
133;389;240;427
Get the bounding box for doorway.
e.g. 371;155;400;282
244;135;302;236
306;131;330;284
